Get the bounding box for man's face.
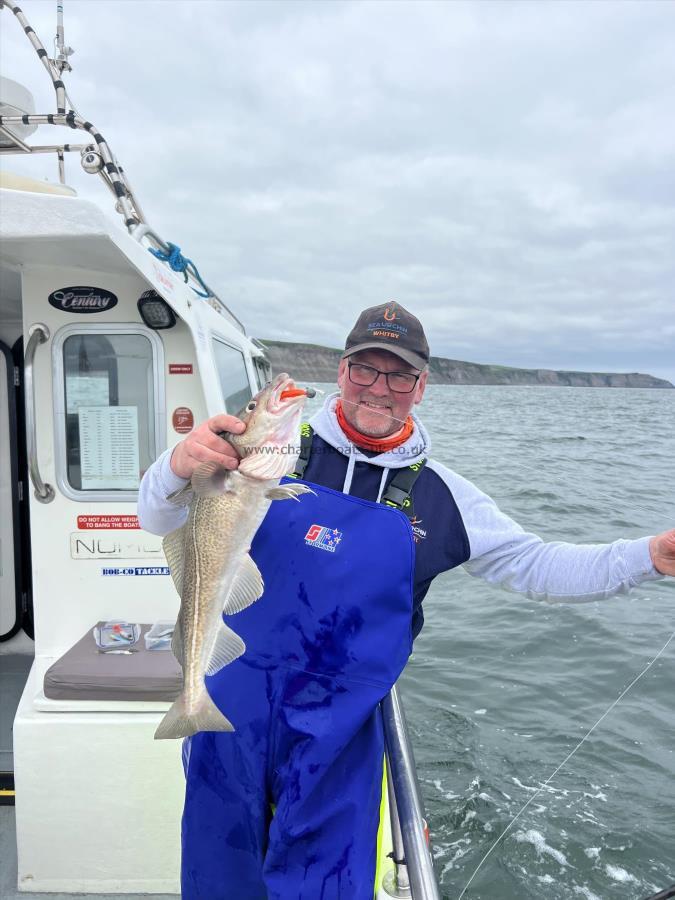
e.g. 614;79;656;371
337;349;428;438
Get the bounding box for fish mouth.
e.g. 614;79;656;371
267;373;305;414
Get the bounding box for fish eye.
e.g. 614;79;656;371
246;400;257;412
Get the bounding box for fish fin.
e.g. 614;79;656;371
154;689;234;740
205;621;246;675
170;616;183;666
222;553;264;614
265;483;316;501
191;461;232;497
162;526;185;596
166;483;194;504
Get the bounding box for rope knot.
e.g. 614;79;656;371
148;242;211;297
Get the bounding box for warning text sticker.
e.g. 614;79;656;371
77;515;140;530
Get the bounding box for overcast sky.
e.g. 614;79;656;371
2;0;674;383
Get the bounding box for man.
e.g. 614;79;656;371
138;302;674;900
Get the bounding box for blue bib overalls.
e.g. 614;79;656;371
181;480;416;899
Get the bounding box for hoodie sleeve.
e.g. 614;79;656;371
426;460;661;602
137;448;191;536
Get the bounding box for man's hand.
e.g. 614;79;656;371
649;529;675;576
170;414;246;480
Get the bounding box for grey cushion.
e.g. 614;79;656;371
43;623;182;701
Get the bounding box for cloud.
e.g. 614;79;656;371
2;0;674;381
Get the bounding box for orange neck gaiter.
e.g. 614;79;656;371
336;400;414;453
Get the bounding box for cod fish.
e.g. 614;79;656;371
155;374;312;740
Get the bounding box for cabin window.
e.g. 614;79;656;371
55;328;163;497
253;356;271;390
212;338;252;412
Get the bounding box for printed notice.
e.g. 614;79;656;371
66;375;109;414
77;515;140;530
78;406;140;490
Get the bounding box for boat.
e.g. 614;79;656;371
0;3;438;896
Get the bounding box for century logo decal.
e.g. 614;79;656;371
305;524;343;553
48;286;118;313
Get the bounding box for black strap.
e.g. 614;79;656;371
288;423;313;479
290;423;426;517
380;459;426;516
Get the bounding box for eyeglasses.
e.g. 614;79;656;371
347;361;420;394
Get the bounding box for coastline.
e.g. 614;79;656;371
259;340;674;389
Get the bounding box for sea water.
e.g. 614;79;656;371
305;384;675;899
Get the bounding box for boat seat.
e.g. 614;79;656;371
43;623;182;702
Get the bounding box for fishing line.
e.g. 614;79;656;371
340;391;672;893
338;396;671;526
338;396;401;418
456;627;675;899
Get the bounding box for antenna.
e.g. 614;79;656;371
54;1;74;74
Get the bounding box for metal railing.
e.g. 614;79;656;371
381;684;441;900
24;324;54;504
0;2;247;332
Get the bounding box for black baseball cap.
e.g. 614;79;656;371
343;301;430;370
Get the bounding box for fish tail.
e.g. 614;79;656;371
154;689;235;740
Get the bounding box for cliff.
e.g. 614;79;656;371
258;340;673;389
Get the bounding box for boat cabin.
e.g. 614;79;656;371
0;73;273;892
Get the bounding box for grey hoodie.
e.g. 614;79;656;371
138;393;660;630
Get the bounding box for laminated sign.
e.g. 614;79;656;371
78;406;140;490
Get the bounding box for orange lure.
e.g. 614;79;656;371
280;387;316;400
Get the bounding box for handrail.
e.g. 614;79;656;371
381;685;441;900
0;3;247;334
385;753;411;897
24;324;55;504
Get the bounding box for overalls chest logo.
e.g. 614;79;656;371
305;524;343;553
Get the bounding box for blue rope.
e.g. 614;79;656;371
148;242;211;298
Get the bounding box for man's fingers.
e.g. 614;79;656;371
649;529;675;577
188;443;239;469
207;414;246;435
193;427;240;456
169;415;245;479
656;528;675;552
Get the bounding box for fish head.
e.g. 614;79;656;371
229;373;307;480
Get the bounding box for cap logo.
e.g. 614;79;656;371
368;320;408;337
345;301;428;365
372;329;400;341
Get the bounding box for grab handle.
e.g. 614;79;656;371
24;324;55;503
